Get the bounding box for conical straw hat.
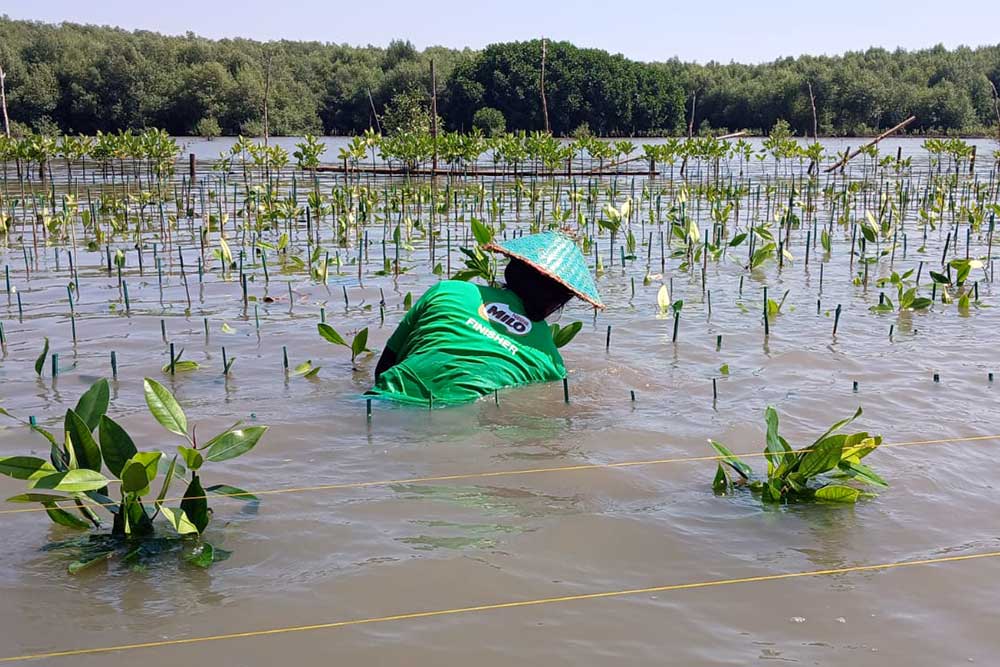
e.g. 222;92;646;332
484;232;604;309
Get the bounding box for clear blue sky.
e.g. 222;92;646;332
4;0;999;63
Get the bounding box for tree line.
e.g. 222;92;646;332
0;16;998;138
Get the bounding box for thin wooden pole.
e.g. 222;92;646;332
0;64;9;138
988;79;1000;144
824;116;916;173
540;38;550;134
807;81;819;140
366;86;382;134
430;59;438;176
262;51;272;148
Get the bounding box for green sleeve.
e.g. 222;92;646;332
385;283;441;355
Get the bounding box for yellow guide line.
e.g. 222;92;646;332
1;433;997;516
2;548;998;663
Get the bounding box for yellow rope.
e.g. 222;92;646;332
1;433;998;516
2;548;998;663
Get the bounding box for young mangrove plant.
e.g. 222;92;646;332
871;269;932;313
452;218;498;285
710;406;885;504
318;323;371;368
656;284;683;318
929;258;987;309
549;321;583;348
0;378;267;571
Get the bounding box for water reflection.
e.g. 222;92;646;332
390;483;581;519
396;520;523;551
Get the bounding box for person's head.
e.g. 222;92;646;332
504;258;574;321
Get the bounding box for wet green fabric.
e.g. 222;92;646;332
368;280;565;406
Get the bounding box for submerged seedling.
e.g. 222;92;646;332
710;406;885;504
34;337;50;376
549;321;583;348
161;346;199;374
0;378;267;572
871;269;932;313
317;323;372;368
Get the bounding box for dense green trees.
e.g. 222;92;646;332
0;16;998;137
443;40;686;135
472;107;506;136
674;46;1000;136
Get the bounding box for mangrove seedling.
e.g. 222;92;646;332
318;323;371;367
656;284;683;318
710;406;885;504
452;218;497;285
549;321;583;348
871;269;932;313
292;360;321;378
0;378;267;571
766;289;791;318
161;346;200;374
34;337;49;376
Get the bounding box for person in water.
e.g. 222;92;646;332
368;231;604;406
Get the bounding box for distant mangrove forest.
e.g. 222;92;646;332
0;16;999;138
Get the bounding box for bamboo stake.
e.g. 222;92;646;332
807;81;819;141
824;116;917;173
988;79;1000;144
540;38;550;134
430;59;438;176
0;64;9;138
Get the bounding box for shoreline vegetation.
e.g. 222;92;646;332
0;16;999;141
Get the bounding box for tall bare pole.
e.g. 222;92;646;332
366;86;382;134
824;116;916;173
680;90;696;177
988;78;1000;143
540;38;550;134
687;91;697;138
430;59;438;175
806;81;820;174
262;51;272;146
807;81;819;140
0;64;10;137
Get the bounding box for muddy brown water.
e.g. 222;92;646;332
2;140;1000;665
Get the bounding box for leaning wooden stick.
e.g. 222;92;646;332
824;116;916;173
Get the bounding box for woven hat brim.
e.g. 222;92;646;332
484;242;605;309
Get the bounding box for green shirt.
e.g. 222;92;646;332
368;280;565;406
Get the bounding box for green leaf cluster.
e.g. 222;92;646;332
0;378;267;572
318;323;371;367
711;406;885;504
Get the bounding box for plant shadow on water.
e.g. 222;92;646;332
783;502;865;575
397;520;523;551
390;483;582;519
42;532;231;574
483;416;580;462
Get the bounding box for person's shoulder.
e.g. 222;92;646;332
429;280;493;296
418;279;479;303
476;284;511;302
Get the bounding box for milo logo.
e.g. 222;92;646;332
483;302;532;335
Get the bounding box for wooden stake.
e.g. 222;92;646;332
825;116;917;172
430;59;438;175
0;64;9;137
540;38;550;134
